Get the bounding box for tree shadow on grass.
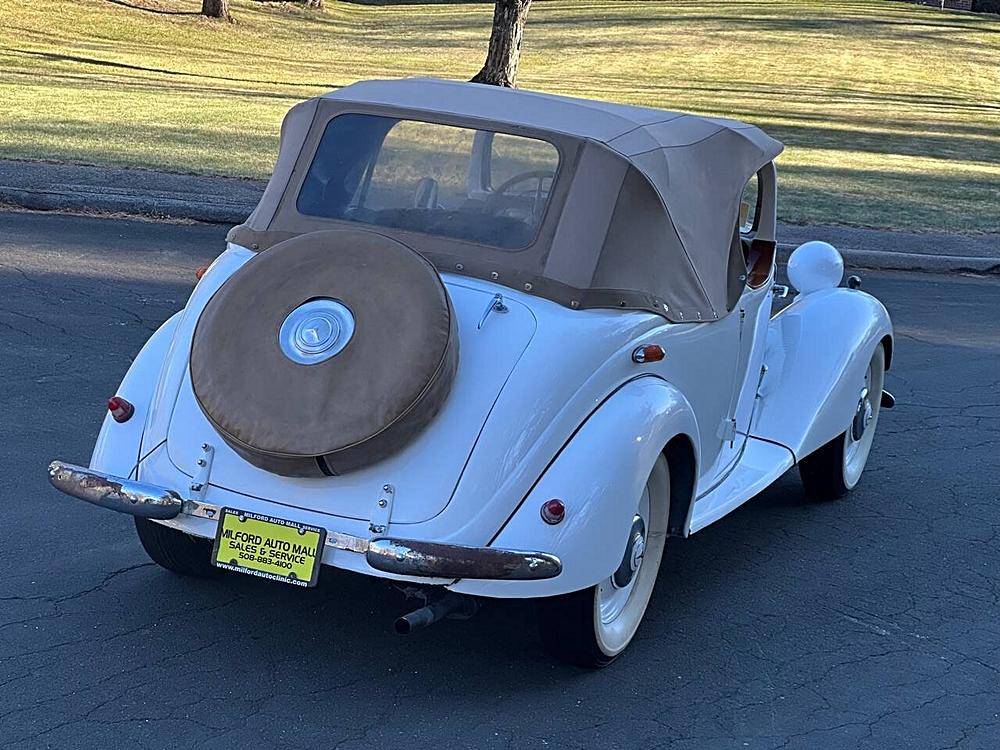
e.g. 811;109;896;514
604;78;1000;117
338;0;493;5
775;162;1000;233
756;121;999;164
105;0;201;15
3;65;327;104
7;48;342;90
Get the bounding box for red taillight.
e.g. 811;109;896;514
632;344;665;364
195;265;209;281
108;396;134;423
540;499;566;525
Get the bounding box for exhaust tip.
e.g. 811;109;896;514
393;593;477;635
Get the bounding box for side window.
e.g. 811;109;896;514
740;172;759;234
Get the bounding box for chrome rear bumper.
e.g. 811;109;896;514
48;461;184;519
366;538;559;581
46;460;561;582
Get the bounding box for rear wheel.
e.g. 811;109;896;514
799;344;885;501
134;518;216;577
538;454;669;668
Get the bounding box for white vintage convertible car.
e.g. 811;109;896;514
49;78;894;667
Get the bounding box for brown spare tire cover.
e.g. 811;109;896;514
190;229;458;477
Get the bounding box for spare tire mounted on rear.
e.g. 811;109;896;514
190;229;459;477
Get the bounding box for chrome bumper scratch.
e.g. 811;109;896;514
366;538;561;581
48;461;184;520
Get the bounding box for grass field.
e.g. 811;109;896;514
2;0;998;232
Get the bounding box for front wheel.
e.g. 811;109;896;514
537;454;669;668
799;343;886;501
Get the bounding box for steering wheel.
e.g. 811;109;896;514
485;169;556;219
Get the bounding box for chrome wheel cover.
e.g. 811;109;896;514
843;351;884;488
278;298;355;365
598;490;650;626
593;455;669;657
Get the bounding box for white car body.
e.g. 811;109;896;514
86;239;891;598
49;80;892;662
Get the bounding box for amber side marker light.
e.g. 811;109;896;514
632;344;665;364
108;396;134;423
195;265;209;281
540;499;566;525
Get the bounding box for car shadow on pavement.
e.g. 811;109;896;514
107;468;822;682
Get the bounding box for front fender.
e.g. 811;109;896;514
449;376;699;599
90;313;181;478
754;287;893;460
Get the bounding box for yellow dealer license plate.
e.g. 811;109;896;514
212;508;326;587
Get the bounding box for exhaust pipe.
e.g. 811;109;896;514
394;592;478;635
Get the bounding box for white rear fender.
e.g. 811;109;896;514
754;287;892;460
90;312;182;478
140;244;256;457
449;376;698;599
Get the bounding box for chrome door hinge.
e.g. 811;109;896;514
188;443;214;503
756;364;768;394
369;483;395;535
718;418;737;446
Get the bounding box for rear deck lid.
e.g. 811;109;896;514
165;281;535;524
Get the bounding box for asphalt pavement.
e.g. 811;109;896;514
1;210;998;750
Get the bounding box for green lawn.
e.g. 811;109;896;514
2;0;998;232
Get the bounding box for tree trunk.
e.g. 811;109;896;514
471;0;532;88
201;0;231;21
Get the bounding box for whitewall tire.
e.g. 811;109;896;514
538;453;669;668
799;344;886;501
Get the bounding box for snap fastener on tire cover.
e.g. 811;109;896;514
189;229;459;477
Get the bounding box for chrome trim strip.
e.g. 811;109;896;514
46;461;561;580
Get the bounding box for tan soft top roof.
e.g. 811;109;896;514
230;78;784;322
318;78;778;157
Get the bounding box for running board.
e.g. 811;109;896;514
688;438;795;534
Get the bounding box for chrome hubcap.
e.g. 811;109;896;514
599;487;650;625
844;354;884;488
612;516;646;589
279;299;355;365
852;387;873;441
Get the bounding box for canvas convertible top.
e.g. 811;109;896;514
229;78;783;322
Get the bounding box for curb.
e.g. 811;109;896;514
776;244;1000;276
0;185;252;225
3;185;998;276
